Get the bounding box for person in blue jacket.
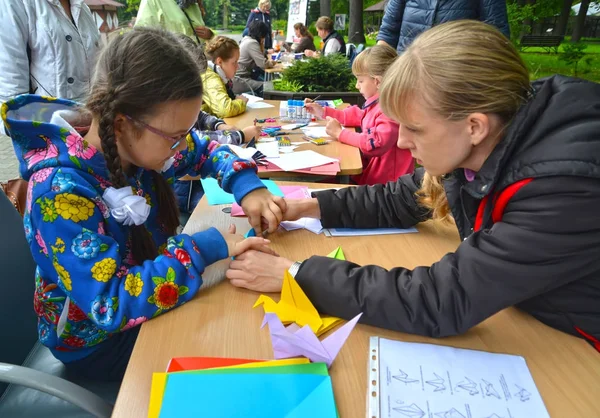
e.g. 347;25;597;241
243;0;273;50
376;0;510;53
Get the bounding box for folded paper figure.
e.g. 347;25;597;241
254;271;343;336
261;312;363;368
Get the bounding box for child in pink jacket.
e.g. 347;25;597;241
305;45;414;185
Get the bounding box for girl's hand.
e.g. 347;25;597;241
305;101;324;119
236;95;249;104
325;116;343;139
223;225;277;258
240;188;287;235
242;125;262;142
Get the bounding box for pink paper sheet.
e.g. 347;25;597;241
231;186;311;217
258;161;341;176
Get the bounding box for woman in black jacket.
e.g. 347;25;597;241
226;21;600;350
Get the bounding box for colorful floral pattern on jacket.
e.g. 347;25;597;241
2;95;264;362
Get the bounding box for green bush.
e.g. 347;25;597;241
272;79;304;92
308;22;317;36
272;19;287;31
275;54;355;92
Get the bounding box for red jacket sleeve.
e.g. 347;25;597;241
323;105;364;127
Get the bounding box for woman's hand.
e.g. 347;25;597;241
283;198;321;221
304;49;316;58
242;125;262;142
194;26;213;40
325;116;343;139
241;188;287;235
227;250;293;292
304;99;324;119
222;225;277;258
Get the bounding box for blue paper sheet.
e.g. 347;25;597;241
201;178;284;205
159;372;338;418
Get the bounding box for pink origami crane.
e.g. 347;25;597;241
261;312;363;368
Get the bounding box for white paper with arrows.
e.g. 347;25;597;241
368;337;549;418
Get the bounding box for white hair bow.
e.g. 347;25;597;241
102;186;151;226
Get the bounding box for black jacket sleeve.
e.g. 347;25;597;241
315;167;431;229
297;176;600;337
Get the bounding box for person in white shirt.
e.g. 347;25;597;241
304;16;346;58
0;0;101;110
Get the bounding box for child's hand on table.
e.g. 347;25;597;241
237;95;249;104
223;224;278;258
242;125;262;142
325;116;343;139
241;188;287;235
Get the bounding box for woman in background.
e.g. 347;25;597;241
0;0;100;113
136;0;213;43
292;23;316;54
234;21;274;97
243;0;273;51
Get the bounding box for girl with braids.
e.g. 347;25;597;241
226;21;600;349
2;27;284;380
202;36;249;118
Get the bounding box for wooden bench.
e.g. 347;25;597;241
520;35;564;53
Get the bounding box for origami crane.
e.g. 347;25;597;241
253;247;347;336
254;271;344;336
261;312;362;368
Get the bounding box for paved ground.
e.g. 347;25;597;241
0;135;20;182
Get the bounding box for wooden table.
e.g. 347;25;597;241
264;64;286;82
224;100;363;179
112;182;600;418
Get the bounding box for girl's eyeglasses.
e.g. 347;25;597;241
125;115;194;150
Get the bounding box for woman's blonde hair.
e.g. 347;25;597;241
352;44;398;78
380;20;531;222
205;36;239;62
258;0;271;9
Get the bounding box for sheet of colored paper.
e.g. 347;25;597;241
148;373;168;418
159;368;337;418
150;359;310;418
166;356;262;372
201;178;284;205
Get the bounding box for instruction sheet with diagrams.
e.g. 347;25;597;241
369;337;550;418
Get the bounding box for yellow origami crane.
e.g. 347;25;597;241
253;247;346;336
